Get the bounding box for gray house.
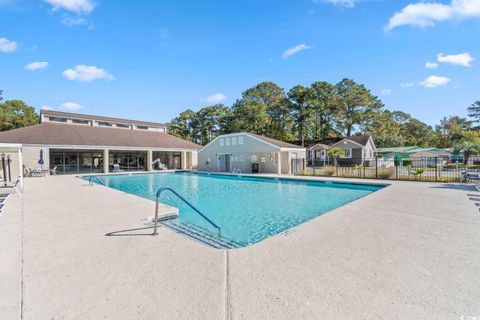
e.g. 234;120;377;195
299;135;376;166
198;132;306;175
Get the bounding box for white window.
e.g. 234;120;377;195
274;153;279;165
238;136;243;145
232;137;237;145
219;139;224;147
239;155;245;162
225;138;230;146
341;148;352;158
251;154;257;163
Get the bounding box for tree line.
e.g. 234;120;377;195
0;90;39;131
168;79;480;149
1;85;479;153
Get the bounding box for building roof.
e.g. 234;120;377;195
250;133;305;149
0;123;201;150
297;135;372;148
41;110;167;128
376;146;448;155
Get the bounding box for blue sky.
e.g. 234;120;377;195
0;0;479;126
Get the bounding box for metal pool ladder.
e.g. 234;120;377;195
152;187;221;236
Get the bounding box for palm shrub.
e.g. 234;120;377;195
453;141;480;165
327;147;346;168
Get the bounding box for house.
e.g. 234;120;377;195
0;110;201;177
198;132;306;175
297;135;376;166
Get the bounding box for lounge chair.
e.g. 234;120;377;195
113;164;121;172
0;177;21;196
49;166;57;175
461;171;480;183
152;159;167;170
460;171;480;192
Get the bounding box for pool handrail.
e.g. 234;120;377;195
88;176;105;186
152;186;221;235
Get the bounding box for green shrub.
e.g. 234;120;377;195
377;170;394;179
319;166;335;176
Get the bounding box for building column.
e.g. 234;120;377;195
277;152;282;175
288;152;292;175
181;151;187;170
103;149;109;173
147;150;153;171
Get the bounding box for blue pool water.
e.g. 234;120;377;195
88;172;384;247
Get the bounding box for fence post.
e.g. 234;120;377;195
375;156;378;179
395;162;398;180
435;157;438;182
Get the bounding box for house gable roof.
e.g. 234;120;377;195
296;135;372;149
200;132;305;151
249;133;304;149
0;123;201;150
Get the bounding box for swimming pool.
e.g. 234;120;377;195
87;172;384;248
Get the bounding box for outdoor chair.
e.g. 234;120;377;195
49;166;57;175
113;164;121;172
0;177;21;196
158;162;167;170
461;171;480;183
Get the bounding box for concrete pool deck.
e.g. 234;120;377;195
1;173;479;319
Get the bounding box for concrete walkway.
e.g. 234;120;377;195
1;174;479;319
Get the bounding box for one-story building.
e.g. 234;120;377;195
198;132;306;175
0;110;201;178
298;135;376;166
375;146;451;167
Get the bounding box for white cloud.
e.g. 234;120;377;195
206;93;227;103
44;0;95;14
386;0;480;30
41;105;53;110
282;44;312;59
61;16;87;26
400;81;415;88
319;0;356;8
24;61;49;71
380;89;392;95
60;102;82;111
425;61;438;69
63;65;114;82
0;37;17;53
437;52;474;67
419;75;451;88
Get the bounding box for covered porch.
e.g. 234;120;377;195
307;143;330;167
48;148;197;174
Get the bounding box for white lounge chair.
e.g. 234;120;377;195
49;166;57;175
152;159;167;170
113;164;121;172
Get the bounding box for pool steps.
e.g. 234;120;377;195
159;216;242;249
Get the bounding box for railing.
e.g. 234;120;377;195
88;175;105;186
152;187;221;235
293;156;480;183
